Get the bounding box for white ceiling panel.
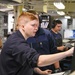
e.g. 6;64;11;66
0;0;75;18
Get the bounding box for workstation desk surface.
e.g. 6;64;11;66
48;72;64;75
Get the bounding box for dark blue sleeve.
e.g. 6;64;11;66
44;29;58;54
48;33;58;54
12;43;40;68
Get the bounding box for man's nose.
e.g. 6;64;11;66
35;26;39;31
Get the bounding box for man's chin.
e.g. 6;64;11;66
32;34;36;37
30;34;35;37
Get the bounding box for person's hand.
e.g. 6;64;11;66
66;47;74;56
34;68;52;75
41;69;52;75
65;43;73;50
54;68;62;73
57;46;65;51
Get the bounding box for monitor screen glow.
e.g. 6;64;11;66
64;29;75;39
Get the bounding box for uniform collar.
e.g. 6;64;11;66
16;30;25;40
35;27;45;36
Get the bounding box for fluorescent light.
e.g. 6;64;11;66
0;4;13;12
53;2;65;9
7;5;13;9
22;8;27;12
64;16;71;19
13;0;22;3
57;11;65;15
0;8;13;12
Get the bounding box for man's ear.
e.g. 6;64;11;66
21;24;25;30
22;25;25;28
21;24;24;28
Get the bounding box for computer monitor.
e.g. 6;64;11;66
62;45;75;75
71;44;75;72
64;29;75;40
39;15;51;29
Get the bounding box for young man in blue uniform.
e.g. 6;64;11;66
27;27;57;75
27;10;63;75
50;20;69;71
0;12;74;75
50;20;65;51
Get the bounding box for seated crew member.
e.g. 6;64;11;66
0;12;74;75
27;10;61;75
27;27;57;74
50;20;70;71
50;20;66;51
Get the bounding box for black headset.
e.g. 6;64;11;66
51;20;62;28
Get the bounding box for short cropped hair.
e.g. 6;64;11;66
51;20;62;28
17;12;38;26
27;10;42;23
27;10;38;15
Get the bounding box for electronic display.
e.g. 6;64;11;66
64;29;75;39
39;15;51;29
71;44;75;72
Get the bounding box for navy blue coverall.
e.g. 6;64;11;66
0;30;40;75
50;30;72;71
50;30;62;48
27;27;57;75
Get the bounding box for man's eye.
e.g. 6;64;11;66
31;24;39;28
32;24;35;26
32;24;37;27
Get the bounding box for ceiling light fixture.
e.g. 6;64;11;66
53;2;65;9
13;0;22;3
0;4;13;12
64;16;71;19
57;11;65;15
22;8;27;12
